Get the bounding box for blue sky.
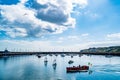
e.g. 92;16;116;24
0;0;120;51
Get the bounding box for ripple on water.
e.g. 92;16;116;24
93;64;120;73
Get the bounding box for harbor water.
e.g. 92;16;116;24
0;54;120;80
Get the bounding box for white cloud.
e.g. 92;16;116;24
81;33;89;37
82;10;101;20
107;33;120;39
57;34;89;42
0;0;88;38
0;27;27;38
72;0;88;8
58;37;64;40
68;36;79;40
20;0;28;4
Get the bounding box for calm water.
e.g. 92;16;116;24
0;54;120;80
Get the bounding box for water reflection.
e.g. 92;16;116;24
1;56;9;65
44;60;48;67
88;70;93;75
93;64;120;73
44;57;48;62
0;54;120;80
52;63;57;70
52;59;57;70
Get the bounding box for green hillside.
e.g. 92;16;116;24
80;46;120;53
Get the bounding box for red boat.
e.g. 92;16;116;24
66;65;89;72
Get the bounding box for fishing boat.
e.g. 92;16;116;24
66;65;89;72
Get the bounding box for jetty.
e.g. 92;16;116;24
0;51;120;57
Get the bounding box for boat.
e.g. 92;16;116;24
37;55;41;58
68;60;74;64
61;54;65;57
53;62;57;66
71;55;73;58
52;59;57;65
36;54;41;58
105;55;112;58
55;54;58;56
53;63;57;70
52;59;57;70
44;57;48;62
66;65;89;72
49;54;52;56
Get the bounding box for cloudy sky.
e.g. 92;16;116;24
0;0;120;51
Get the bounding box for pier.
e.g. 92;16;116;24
0;52;120;56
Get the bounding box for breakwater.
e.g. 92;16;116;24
0;52;120;56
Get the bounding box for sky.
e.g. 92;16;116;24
0;0;120;52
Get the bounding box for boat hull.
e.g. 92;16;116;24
66;65;89;72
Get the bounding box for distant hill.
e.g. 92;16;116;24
80;46;120;53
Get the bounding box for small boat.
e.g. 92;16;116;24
79;54;83;57
44;60;48;66
61;54;65;57
68;60;74;64
53;59;57;65
66;65;89;72
36;54;41;58
37;55;41;58
71;55;73;58
55;54;58;56
53;62;57;66
105;55;112;58
52;59;57;70
49;54;52;56
53;63;57;70
44;60;48;62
